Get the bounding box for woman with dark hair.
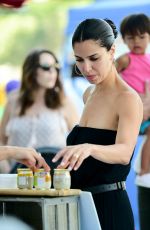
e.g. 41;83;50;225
0;49;79;171
52;19;143;230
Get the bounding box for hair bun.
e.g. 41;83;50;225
104;19;118;39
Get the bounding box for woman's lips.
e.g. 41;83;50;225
86;75;96;81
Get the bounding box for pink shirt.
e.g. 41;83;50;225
121;52;150;94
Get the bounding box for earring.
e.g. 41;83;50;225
74;64;82;76
54;86;59;93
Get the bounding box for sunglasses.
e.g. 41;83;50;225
38;63;60;71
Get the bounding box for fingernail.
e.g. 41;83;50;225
68;166;72;171
60;162;65;166
52;158;56;162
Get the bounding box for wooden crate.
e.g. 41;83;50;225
0;189;80;230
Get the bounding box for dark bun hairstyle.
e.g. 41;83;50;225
72;18;118;51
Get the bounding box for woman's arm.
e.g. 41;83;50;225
0;146;50;171
62;97;80;130
52;92;143;171
0;101;11;145
91;92;143;163
0;92;19;145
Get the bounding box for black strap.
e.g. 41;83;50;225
84;181;126;194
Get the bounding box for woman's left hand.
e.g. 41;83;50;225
52;144;92;171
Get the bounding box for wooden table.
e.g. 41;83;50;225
0;188;81;230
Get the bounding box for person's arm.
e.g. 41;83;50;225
52;92;143;170
0;146;50;171
0;91;19;145
62;97;80;130
115;54;130;73
0;101;11;145
90;92;143;163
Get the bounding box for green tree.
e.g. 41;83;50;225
0;0;92;66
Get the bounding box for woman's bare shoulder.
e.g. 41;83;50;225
116;89;143;130
117;88;143;113
83;85;94;104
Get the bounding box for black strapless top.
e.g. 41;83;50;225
67;125;132;189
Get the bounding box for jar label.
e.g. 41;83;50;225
37;177;45;188
18;176;26;185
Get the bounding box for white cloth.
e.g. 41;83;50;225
79;191;101;230
133;135;150;187
135;174;150;188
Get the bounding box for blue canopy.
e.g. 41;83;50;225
65;1;150;35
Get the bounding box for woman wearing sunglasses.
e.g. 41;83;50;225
0;49;79;172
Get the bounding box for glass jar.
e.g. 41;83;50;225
17;168;33;189
53;169;71;190
34;169;51;190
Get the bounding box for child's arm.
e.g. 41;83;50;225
115;54;130;73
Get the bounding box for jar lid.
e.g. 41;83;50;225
54;168;69;171
17;168;31;171
34;168;45;172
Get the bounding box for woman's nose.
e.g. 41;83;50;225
82;62;92;73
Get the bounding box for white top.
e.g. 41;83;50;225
5;110;69;148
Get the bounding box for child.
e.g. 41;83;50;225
116;13;150;175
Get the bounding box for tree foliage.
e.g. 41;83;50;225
0;0;92;66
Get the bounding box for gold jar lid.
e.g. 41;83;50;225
17;168;32;172
54;169;70;174
54;169;69;171
34;168;45;172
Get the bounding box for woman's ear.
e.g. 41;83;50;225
110;44;115;60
